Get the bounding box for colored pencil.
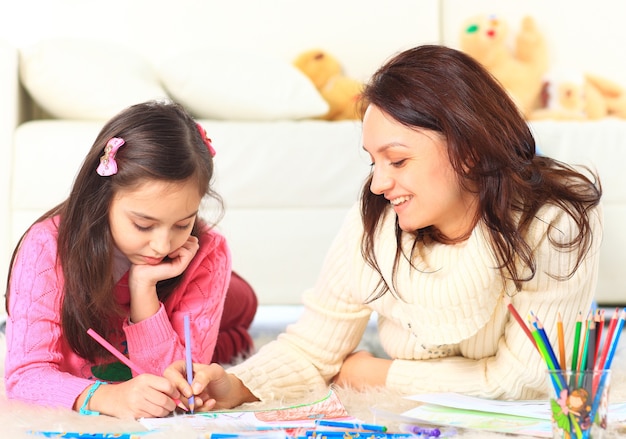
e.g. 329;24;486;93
570;312;583;372
184;314;195;413
594;309;604;364
507;302;537;350
577;314;590;372
557;313;566;370
87;328;186;412
314;420;387;432
589;308;626;423
531;313;561;374
595;308;619;371
602;308;626;370
585;318;597;372
87;328;146;375
530;322;565;392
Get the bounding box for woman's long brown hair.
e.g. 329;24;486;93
6;101;223;361
359;45;602;300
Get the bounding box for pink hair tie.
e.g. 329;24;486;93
196;123;216;157
96;137;125;176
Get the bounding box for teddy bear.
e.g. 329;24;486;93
293;49;363;121
529;71;626;120
459;14;548;118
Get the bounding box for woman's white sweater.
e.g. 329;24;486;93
229;201;602;401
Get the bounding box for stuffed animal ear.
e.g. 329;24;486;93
293;49;341;89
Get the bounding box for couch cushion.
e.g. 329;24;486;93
19;38;168;120
158;48;329;121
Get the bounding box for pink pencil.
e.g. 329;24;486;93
87;328;146;375
87;328;187;411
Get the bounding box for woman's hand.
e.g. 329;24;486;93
78;374;182;419
164;360;258;411
332;350;392;390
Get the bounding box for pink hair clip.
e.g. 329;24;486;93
196;123;216;157
96;137;125;176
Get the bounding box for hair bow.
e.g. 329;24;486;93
96;137;125;176
196;123;216;157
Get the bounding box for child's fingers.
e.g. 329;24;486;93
163;359;194;398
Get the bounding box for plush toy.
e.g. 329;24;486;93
586;74;626;118
529;71;626;120
460;14;548;118
293;49;363;121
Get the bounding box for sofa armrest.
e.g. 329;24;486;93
0;40;19;290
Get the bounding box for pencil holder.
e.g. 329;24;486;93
546;369;611;439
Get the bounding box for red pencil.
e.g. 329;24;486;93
596;308;619;371
507;302;537;350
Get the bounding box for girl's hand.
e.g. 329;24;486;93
130;235;200;287
128;235;199;322
164;360;257;411
84;374;182;419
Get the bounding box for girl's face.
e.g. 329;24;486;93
362;105;478;240
108;179;202;265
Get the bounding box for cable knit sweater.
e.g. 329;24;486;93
229;201;602;401
4;216;231;409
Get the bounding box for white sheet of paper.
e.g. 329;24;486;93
406;392;551;419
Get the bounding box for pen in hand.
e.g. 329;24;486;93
184;314;195;413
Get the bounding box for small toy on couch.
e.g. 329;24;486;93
459;14;548;118
529;70;626;120
293;49;363;121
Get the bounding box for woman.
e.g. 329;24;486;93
166;45;602;409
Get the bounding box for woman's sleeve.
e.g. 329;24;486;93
386;203;604;400
228;206;372;401
124;229;232;374
5;225;94;408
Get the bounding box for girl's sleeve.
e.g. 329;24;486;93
124;229;232;374
5;224;94;409
385;203;604;400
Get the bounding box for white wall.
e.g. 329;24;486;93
0;0;440;82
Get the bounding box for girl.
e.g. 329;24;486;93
4;101;257;418
165;45;603;408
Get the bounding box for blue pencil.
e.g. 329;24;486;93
184;314;195;413
588;308;626;425
314;420;387;432
30;432;152;439
306;433;410;439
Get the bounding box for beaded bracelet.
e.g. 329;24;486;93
79;380;107;416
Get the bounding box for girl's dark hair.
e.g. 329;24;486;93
6;100;223;361
359;45;602;300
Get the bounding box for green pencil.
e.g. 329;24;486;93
570;311;583;388
570;312;582;371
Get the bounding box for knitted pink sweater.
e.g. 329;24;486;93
4;216;231;409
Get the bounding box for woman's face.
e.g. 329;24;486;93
108;179;202;265
362;104;477;240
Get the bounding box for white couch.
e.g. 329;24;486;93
0;1;441;327
1;0;626;335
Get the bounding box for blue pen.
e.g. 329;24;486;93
314;420;387;432
184;314;195;413
29;432;152;439
306;433;412;439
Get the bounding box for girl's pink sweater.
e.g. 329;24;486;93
4;216;232;409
